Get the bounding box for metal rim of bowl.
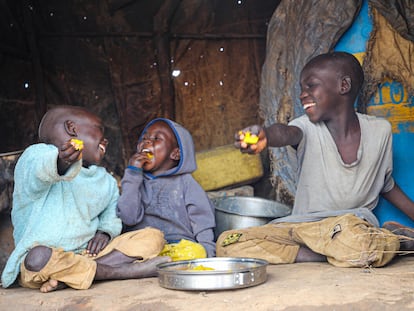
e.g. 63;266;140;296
212;196;292;218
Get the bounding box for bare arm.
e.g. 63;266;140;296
381;183;414;221
264;123;303;148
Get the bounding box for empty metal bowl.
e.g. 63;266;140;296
212;196;292;239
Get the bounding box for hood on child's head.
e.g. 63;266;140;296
139;118;197;177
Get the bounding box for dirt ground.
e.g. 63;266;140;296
1;256;414;311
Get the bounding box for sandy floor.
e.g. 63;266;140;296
1;256;414;310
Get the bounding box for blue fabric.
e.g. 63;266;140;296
1;144;121;287
127;165;142;172
116;118;216;257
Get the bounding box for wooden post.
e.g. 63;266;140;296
22;0;47;124
153;0;182;120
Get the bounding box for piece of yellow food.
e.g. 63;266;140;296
142;148;153;159
241;131;259;144
70;138;84;151
159;239;207;261
188;264;215;271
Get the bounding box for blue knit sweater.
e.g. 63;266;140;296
1;143;121;287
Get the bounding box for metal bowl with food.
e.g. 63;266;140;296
157;257;268;291
212;196;292;239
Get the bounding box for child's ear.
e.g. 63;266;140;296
340;76;352;95
170;147;180;161
64;120;77;137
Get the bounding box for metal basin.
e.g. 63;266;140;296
212;196;292;239
157;257;268;291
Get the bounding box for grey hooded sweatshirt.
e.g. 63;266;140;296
116;118;216;257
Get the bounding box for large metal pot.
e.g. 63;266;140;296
212;196;292;239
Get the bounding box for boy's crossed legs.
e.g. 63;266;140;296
217;214;401;268
20;227;170;292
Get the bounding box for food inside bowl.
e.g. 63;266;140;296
157;257;268;290
188;264;215;271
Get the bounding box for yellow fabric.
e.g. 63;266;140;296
160;239;207;261
192;144;263;191
217;214;399;268
19;227;165;289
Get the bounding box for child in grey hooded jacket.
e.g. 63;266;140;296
117;118;216;258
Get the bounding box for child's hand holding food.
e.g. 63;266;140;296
235;125;267;154
128;147;154;169
57;138;84;174
70;138;84;151
59;138;84;162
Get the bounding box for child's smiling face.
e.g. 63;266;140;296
72;113;108;167
299;62;342;123
38;106;108;168
138;121;180;175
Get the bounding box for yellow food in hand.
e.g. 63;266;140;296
242;131;259;144
70;138;84;151
159;239;207;261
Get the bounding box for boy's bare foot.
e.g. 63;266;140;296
39;279;67;293
382;221;414;251
131;256;172;277
295;246;326;263
95;256;171;281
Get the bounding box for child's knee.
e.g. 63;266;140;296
24;245;52;272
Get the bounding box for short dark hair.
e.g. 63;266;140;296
305;51;364;99
38;105;91;142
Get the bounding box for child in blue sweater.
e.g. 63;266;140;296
1;106;169;292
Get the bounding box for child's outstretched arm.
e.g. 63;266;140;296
235;123;303;154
